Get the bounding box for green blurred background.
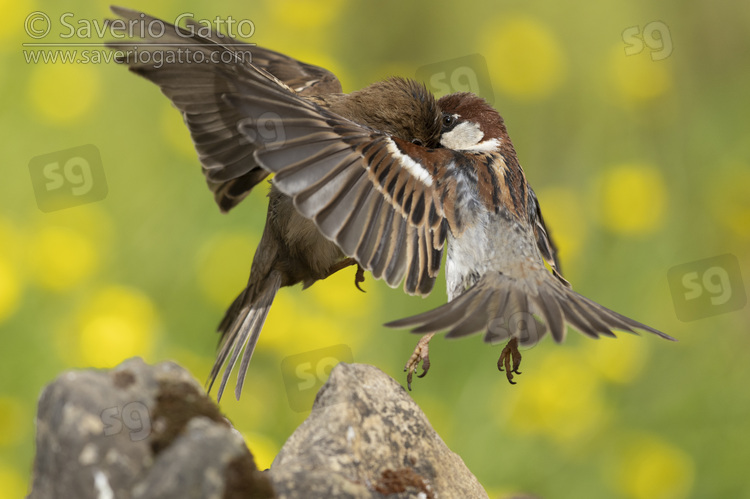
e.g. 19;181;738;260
2;0;749;497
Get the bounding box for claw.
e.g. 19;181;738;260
325;258;367;292
497;337;522;384
417;353;430;378
404;333;434;390
354;265;366;293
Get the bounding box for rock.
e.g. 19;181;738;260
27;359;487;499
27;357;273;499
268;362;489;499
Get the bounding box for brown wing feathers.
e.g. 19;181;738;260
220;66;462;295
109;6;344;212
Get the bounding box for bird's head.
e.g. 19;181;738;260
437;93;510;154
342;77;443;148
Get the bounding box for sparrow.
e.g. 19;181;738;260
217;66;677;389
107;7;444;400
389;92;677;388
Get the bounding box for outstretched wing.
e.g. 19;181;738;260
220;65;468;295
244;46;342;96
527;187;569;286
108;6;342;212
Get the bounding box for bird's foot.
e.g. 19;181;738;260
497;337;522;385
404;333;434;391
325;257;366;292
354;264;366;292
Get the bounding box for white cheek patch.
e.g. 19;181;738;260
463;137;501;152
440;121;501;152
440;121;484;150
385;138;433;187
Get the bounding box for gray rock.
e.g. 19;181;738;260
27;357;273;499
27;359;487;499
268;363;489;499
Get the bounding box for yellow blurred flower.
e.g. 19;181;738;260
241;431;280;470
0;397;29;447
307;265;375;319
27;224;98;292
262;297;362;357
709;165;750;239
0;465;26;499
73;285;158;367
28;63;101;124
38;204;114;245
608;45;672;104
582;334;647;384
0;257;21;324
0;218;22;258
266;0;345;29
195;232;257;309
0;0;32;44
504;348;609;443
595;163;667;235
611;433;694;499
480;15;566;100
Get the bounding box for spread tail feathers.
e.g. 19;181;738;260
385;272;675;345
207;271;283;401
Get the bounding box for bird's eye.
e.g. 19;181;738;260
442;113;457;130
411;138;424;146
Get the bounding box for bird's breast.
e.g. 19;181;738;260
446;209;543;300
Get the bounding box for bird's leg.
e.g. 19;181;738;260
404;333;435;390
325;257;366;292
325;257;355;276
497;337;522;384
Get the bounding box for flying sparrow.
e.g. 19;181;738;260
219;61;676;389
110;7;675;398
108;7;444;400
387;92;677;388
